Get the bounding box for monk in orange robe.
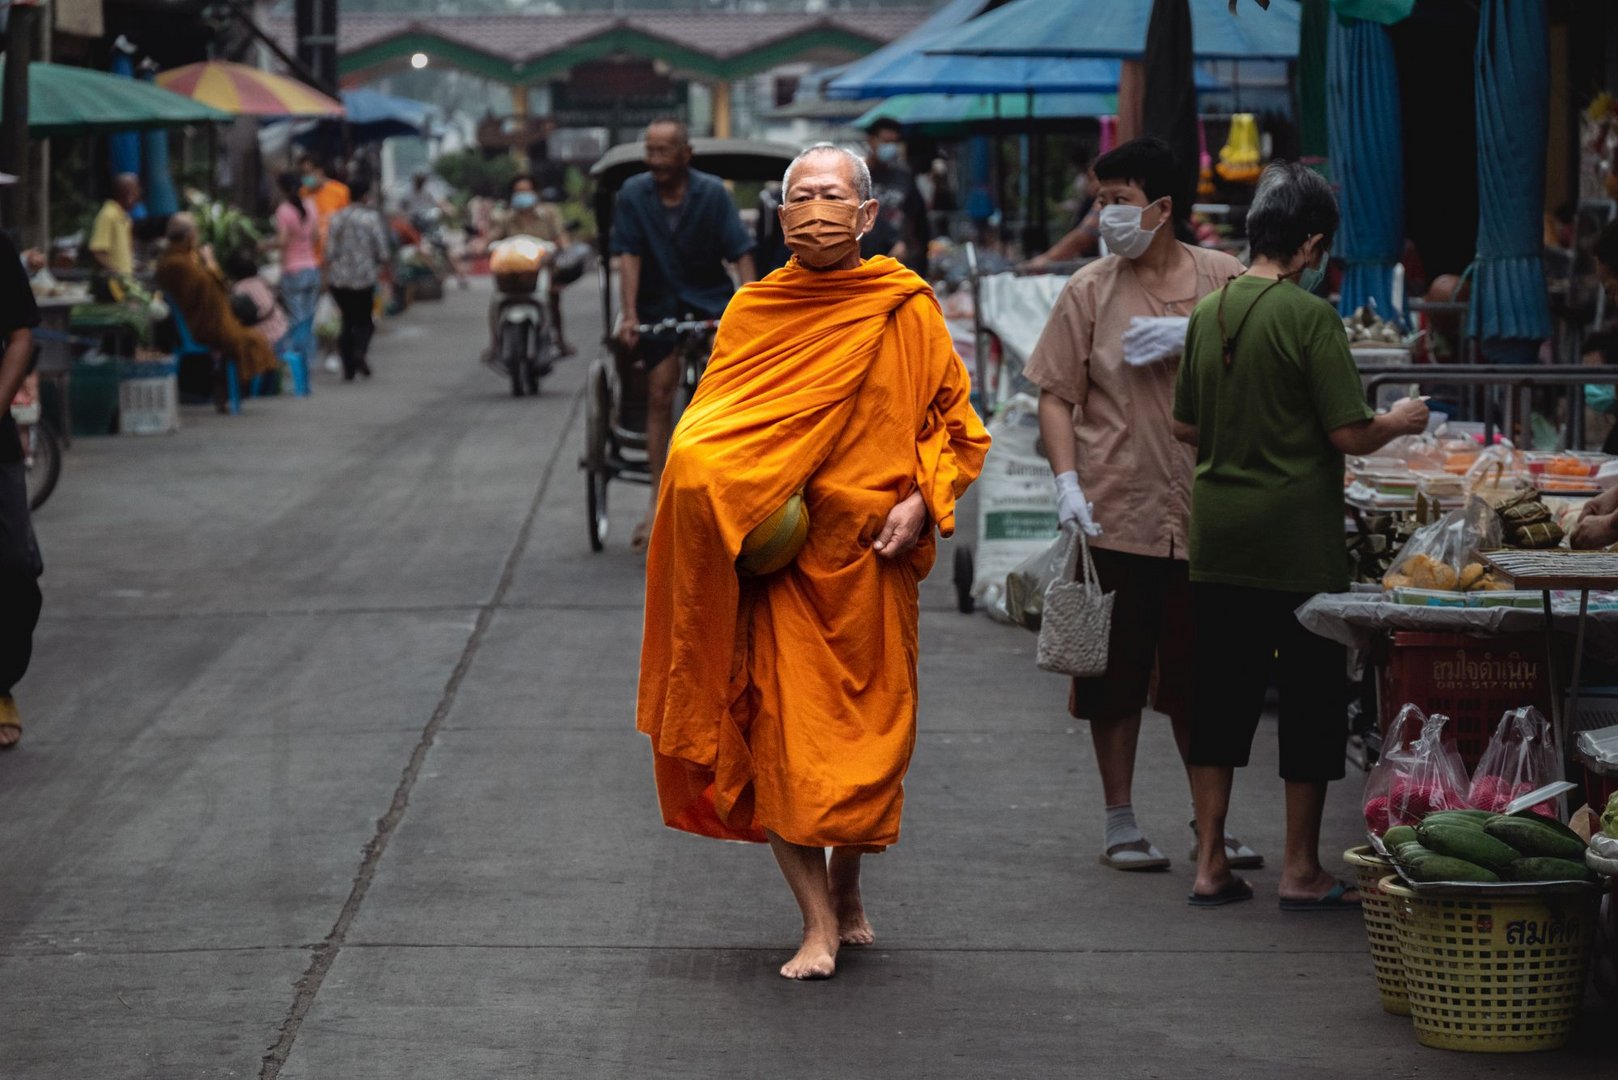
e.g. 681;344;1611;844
637;144;990;980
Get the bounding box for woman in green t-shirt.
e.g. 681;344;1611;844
1171;163;1429;910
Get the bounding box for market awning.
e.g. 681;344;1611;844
340;88;433;139
855;92;1120;130
0;59;231;136
923;0;1303;60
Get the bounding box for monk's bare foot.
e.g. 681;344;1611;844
832;892;874;945
779;925;839;980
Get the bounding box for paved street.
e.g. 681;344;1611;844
0;281;1608;1078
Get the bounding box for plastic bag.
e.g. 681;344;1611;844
1004;530;1069;633
1381;500;1502;592
1363;705;1471;838
1467;707;1563;818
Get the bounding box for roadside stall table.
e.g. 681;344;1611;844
1482;550;1618;766
31;294;87;447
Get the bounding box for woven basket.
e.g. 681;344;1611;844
1381;876;1596;1052
1344;846;1409;1015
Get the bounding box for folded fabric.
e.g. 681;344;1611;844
1121;316;1191;367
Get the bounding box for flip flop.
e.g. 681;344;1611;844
631;519;653;552
1279;880;1361;912
1098;838;1170;872
1188;822;1265;870
1187;876;1254;907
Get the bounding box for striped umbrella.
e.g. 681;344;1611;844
156;61;343;118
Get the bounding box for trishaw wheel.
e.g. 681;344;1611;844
953;544;975;615
585;360;612;552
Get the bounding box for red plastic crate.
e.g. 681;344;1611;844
1378;632;1556;771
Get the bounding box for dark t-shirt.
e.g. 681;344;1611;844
0;232;41;467
609;168;754;322
860;161;931;278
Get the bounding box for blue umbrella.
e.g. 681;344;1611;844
340;88;433;141
1468;0;1550;343
825;0;1227;97
924;0;1302;60
1327;17;1403;321
854;92;1121;130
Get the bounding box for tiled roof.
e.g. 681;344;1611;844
264;11;925;64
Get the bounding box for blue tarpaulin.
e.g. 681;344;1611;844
1468;0;1550;343
923;0;1302;60
1327;17;1403;322
825;0;1223;97
139;66;180;218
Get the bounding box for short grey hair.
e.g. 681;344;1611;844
782;143;871;202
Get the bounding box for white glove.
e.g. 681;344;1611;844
1055;471;1102;537
1121;316;1191;367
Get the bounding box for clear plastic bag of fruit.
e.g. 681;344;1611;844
1363;705;1472;839
1467;706;1563;819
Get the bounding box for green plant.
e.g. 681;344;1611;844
183;189;265;267
434;150;519;200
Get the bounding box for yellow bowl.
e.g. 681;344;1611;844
738;492;809;576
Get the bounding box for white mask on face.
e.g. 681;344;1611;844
1098;202;1163;260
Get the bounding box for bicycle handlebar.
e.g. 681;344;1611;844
634;318;719;335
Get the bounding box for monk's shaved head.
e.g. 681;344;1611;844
783;144;871;203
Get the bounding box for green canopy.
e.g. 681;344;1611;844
0;59;231;136
855;92;1119;134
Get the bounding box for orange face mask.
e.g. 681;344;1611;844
781;199;863;269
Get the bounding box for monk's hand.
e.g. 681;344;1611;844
873;490;929;558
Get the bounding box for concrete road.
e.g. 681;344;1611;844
1;282;1608;1078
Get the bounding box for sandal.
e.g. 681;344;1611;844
631;518;653;552
1188;821;1265;870
1279;880;1361;912
1188;876;1254;907
1098;838;1170;872
0;696;20;751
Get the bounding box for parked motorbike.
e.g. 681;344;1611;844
488;236;558;398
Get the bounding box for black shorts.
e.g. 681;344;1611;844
637;332;680;370
1188;582;1347;784
1068;550;1193;723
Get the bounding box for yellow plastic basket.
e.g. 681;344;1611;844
1344;846;1408;1015
1381;876;1596;1052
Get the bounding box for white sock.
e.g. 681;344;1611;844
1105;804;1145;850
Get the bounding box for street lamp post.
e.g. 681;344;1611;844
0;0;40;236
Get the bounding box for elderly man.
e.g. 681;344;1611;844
637;143;990;980
611;119;756;549
154;214;277;411
1173;163;1428;909
89;173;141;296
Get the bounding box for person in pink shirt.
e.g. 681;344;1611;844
273;171;321;371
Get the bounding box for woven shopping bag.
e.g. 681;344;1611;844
1036;527;1114;678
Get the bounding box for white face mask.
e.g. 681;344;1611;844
1098;202;1163;260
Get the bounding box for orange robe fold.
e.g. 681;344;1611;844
637;256;991;849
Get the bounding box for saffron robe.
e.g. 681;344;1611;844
636;256;991;848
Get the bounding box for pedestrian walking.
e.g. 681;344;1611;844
860;118;931;279
637;143;990;980
273;171;321;373
1024;137;1250;874
323;178;392;382
0;228;44;750
1173;162;1429;909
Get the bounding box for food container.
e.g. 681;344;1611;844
1382;876;1597;1052
1345;847;1409;1015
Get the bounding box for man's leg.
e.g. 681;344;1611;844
1276;598;1358;905
1091;712;1143;806
1190;764;1237;895
765;830;839;980
638;353;681;546
828;847;874;946
0;461;43;747
332;289;358;379
352;287;377;375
